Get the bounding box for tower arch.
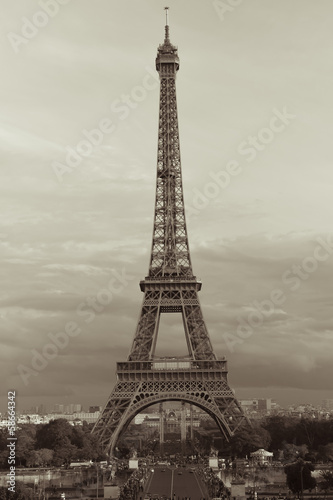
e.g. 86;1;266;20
106;394;239;457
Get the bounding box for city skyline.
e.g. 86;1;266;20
1;1;333;413
4;397;333;418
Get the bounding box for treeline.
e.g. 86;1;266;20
0;419;106;468
0;483;34;500
196;415;333;461
262;415;333;454
1;415;333;468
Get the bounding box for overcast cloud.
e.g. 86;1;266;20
1;0;333;412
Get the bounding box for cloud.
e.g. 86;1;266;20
2;0;333;411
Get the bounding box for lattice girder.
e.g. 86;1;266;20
150;74;192;278
94;375;248;456
128;284;216;361
92;21;250;455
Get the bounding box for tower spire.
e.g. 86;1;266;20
164;6;170;42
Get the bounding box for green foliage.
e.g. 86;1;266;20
70;426;101;460
317;442;333;463
191;416;333;460
320;470;333;491
36;419;73;449
229;423;271;457
53;439;78;466
0;482;34;500
26;448;54;467
0;428;10;468
15;427;36;467
35;419;77;465
2;415;333;468
0;419;103;467
284;458;316;494
262;416;298;450
0;428;9;449
262;416;333;455
283;443;308;462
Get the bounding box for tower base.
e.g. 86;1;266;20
93;359;248;456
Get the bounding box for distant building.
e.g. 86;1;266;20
134;413;151;425
258;399;272;411
24;404;47;415
134;408;199;433
39;404;47;415
322;399;333;410
239;399;257;412
18;414;52;425
53;404;64;413
239;398;278;415
89;405;102;413
53;403;82;414
54;411;100;424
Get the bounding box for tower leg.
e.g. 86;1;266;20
181;401;186;455
190;404;194;441
159;402;164;456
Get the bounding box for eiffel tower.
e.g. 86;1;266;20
92;9;249;456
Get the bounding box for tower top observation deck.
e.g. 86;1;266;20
156;6;179;71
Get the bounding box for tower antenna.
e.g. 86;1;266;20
164;6;170;41
164;6;169;26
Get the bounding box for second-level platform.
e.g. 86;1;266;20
116;358;228;382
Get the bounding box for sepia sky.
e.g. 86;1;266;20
1;0;333;413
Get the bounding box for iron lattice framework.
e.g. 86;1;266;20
92;19;249;456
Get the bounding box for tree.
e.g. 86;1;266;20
26;449;54;467
317;443;333;463
34;418;105;465
262;416;297;451
0;482;34;500
53;439;78;467
35;419;73;450
36;420;77;466
229;423;271;457
15;427;36;467
284;458;316;496
0;428;9;468
320;471;333;493
39;448;54;465
283;443;308;462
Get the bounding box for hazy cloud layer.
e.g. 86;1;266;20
1;0;333;411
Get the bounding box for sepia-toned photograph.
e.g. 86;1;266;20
1;1;333;499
